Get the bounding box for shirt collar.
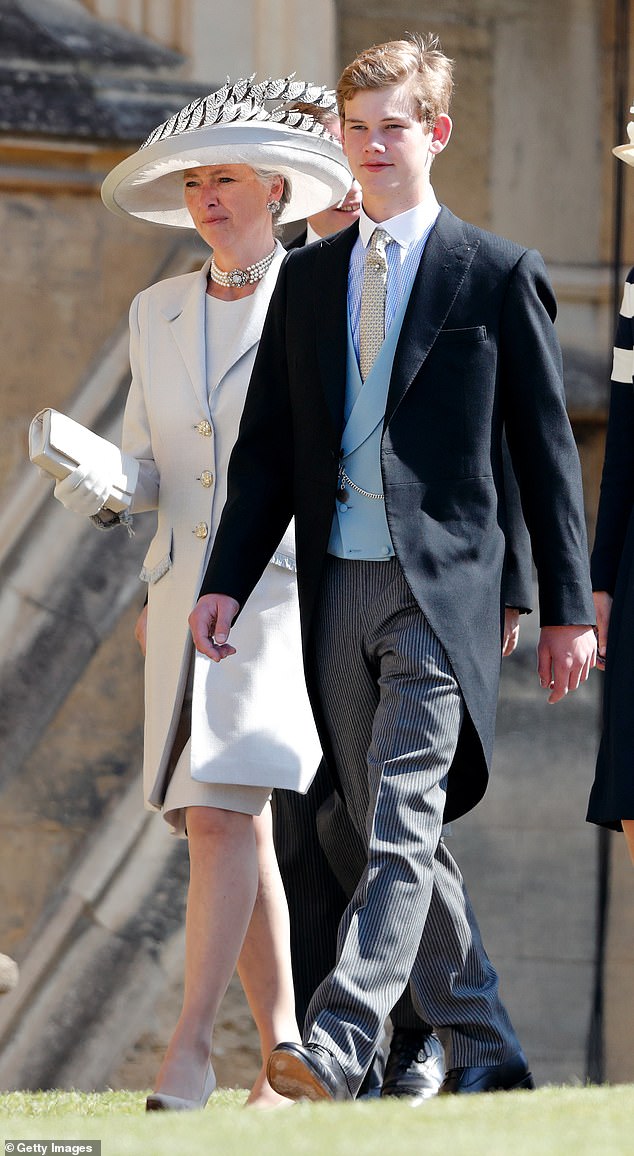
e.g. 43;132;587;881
358;191;441;250
305;222;322;246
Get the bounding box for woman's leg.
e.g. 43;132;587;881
238;801;300;1108
152;805;259;1101
622;820;634;866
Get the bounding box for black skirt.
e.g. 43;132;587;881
587;508;634;829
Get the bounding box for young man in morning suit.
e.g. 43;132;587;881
277;137;534;1101
190;34;596;1100
277;108;445;1101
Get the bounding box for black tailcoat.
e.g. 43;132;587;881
201;207;594;820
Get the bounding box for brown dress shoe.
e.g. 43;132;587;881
267;1041;352;1102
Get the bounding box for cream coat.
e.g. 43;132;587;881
121;244;320;810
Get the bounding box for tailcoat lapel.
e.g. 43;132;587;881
310;212;480;434
314;225;359;437
386;207;480;424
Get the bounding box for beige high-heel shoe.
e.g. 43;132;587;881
145;1062;216;1111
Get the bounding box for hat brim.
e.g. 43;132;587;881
613;142;634;167
101;122;352;227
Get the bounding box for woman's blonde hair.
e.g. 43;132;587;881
336;33;454;127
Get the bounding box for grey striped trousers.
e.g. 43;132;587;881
306;556;519;1093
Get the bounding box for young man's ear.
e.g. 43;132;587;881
429;114;452;155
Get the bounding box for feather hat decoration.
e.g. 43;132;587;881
101;74;351;228
141;74;340;147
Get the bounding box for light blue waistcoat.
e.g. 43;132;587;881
328;278;415;560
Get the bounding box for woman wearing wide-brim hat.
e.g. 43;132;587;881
587;106;634;866
52;76;351;1108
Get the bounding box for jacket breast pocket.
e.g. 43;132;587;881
385;324;494;480
434;325;488;343
140;526;173;585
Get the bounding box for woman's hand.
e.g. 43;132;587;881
54;462;111;516
593;590;613;669
502;608;521;657
134;604;148;657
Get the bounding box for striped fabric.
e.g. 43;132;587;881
272;774;349;1026
611;268;634;383
315;782;436;1033
590;267;634;594
305;556;520;1093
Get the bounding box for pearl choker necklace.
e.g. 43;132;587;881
209;248;276;288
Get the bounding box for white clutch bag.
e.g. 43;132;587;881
28;408;139;513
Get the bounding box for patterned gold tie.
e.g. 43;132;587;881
359;227;392;381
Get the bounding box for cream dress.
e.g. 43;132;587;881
120;246;320;834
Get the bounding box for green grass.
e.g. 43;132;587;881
0;1085;632;1156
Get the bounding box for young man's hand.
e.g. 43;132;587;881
188;594;240;662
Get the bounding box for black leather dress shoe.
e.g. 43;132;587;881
381;1029;445;1103
440;1050;535;1094
267;1041;352;1102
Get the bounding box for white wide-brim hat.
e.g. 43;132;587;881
101;76;352;227
613;105;634;166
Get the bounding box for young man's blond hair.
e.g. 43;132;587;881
336;33;454;127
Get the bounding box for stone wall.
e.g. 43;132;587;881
0;173;178;498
